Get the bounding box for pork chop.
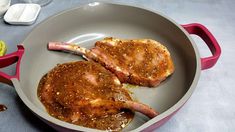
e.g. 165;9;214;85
48;37;175;87
38;61;158;131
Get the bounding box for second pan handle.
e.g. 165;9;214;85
182;23;221;70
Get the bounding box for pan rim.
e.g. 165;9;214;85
16;1;201;131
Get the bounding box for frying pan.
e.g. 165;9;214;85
0;2;221;131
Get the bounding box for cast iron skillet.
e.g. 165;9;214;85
0;2;221;132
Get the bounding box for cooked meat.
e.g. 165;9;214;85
48;37;174;87
38;61;158;131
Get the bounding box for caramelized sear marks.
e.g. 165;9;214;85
38;61;134;131
91;38;175;86
48;38;175;87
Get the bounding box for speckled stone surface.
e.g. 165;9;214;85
0;0;234;131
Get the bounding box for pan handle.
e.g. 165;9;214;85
182;23;221;70
0;45;24;86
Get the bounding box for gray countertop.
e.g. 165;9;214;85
0;0;234;132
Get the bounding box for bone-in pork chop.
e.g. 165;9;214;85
38;61;158;131
48;37;175;87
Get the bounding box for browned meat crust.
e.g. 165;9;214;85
38;61;158;131
48;38;174;87
89;38;175;87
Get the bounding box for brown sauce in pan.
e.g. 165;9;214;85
0;104;7;112
37;61;134;131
